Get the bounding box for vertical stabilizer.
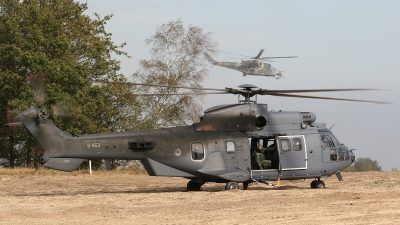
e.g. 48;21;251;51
19;106;65;164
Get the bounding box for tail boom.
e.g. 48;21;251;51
19;107;150;171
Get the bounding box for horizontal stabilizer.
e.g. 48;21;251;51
43;158;85;172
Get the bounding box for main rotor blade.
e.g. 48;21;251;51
95;81;389;104
220;50;296;60
254;49;264;59
256;88;381;94
259;56;298;59
266;92;391;104
132;92;230;96
95;81;226;92
227;57;274;62
259;59;274;62
219;50;254;58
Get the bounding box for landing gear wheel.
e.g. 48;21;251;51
242;182;249;190
311;180;318;189
225;182;240;190
38;156;45;165
187;181;203;191
316;180;325;189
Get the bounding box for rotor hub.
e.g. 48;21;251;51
224;84;260;103
39;109;47;118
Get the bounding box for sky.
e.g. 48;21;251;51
79;0;400;171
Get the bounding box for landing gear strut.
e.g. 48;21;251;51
242;182;249;190
311;179;325;189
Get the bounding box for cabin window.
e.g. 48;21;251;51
293;138;302;151
280;139;291;151
226;141;235;153
191;142;205;160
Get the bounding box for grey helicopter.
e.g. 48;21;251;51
16;82;388;191
204;49;297;78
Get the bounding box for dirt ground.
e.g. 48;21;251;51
1;171;399;225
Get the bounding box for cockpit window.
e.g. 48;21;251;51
191;142;205;160
320;134;334;148
338;147;349;161
331;134;341;147
330;149;337;161
320;133;349;162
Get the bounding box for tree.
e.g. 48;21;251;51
134;19;218;129
343;157;382;172
0;0;136;167
354;157;382;171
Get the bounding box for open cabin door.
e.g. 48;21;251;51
277;135;307;170
250;137;279;170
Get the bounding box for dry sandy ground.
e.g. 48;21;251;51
1;171;399;225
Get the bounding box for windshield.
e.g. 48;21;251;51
330;132;341;147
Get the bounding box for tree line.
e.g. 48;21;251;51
0;0;217;168
343;157;382;172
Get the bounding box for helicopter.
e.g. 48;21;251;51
15;82;389;191
204;49;297;78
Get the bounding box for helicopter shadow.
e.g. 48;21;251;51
10;186;189;197
9;184;311;197
246;185;307;191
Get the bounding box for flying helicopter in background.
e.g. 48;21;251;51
204;49;297;78
13;78;389;191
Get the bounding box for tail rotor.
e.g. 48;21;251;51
26;74;78;122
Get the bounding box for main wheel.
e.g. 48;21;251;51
310;180;318;189
316;180;325;189
225;182;240;190
187;181;203;191
187;181;194;191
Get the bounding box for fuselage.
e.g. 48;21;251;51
19;103;355;184
214;60;280;77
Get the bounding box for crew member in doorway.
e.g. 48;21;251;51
255;145;271;169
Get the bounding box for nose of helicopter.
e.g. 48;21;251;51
350;150;355;162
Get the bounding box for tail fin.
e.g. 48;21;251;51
19;106;84;171
203;52;217;64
